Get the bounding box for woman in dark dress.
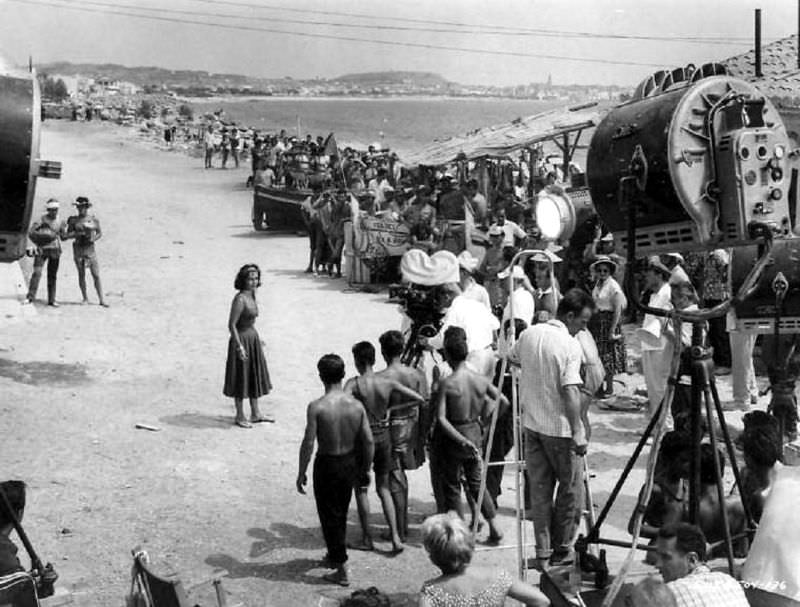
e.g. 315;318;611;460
224;264;273;428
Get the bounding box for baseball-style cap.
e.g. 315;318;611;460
45;198;60;210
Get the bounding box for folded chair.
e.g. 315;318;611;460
129;549;228;607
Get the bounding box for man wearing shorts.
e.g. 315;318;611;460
65;196;108;307
345;341;424;553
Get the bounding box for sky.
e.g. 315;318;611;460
0;0;797;86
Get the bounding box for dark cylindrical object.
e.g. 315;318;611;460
755;9;763;78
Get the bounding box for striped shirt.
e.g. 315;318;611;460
509;319;583;438
667;565;749;607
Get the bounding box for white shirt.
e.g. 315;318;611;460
509;319;583;438
429;295;499;353
592;277;624;312
669;265;691;286
461;281;491;310
640;282;672;352
491;220;526;248
503;286;535;325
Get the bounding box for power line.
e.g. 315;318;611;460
9;0;686;68
15;0;749;44
187;0;753;44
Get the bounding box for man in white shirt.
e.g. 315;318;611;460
638;257;674;418
456;251;491;310
508;288;595;568
428;283;499;379
499;265;534;326
490;208;526;248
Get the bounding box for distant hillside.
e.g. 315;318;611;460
38;61;254;87
332;71;450;86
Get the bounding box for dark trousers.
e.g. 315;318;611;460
313;452;356;565
431;428;496;521
524;429;583;559
204;148;214;168
705;298;731;367
28;252;60;304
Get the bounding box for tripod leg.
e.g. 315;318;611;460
702;382;736;574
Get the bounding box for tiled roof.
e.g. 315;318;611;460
724;34;800;106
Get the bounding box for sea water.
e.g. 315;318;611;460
191;96;566;156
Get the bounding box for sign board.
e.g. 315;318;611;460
352;215;411;258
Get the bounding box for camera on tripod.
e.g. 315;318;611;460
389;283;447;340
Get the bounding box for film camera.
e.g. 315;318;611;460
388;283;448;365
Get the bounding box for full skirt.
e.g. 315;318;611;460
589;310;627;376
223;327;272;398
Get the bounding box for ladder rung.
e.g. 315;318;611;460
485;460;526;468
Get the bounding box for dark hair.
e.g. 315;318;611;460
0;480;26;526
742;411;782;466
443;326;468;363
466;179;478;189
504;318;528;341
379;330;404;359
234;264;262;290
658;523;707;561
352;341;376;368
556;288;595;318
317;354;346;385
699;443;725;485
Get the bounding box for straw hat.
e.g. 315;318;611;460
45;198;60;210
590;255;618;273
457;250;479;273
497;264;526;280
647;256;672;278
530;249;562;264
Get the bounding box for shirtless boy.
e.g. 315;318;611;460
433;326;508;543
378;330;429;541
345;341;425;552
297;354;374;586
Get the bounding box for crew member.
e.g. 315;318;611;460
655;523;749;607
638;256;674;418
26;199;67;307
65;197;108;307
428;283;500;379
296;354;373;587
509;288;594;569
456;251;490;310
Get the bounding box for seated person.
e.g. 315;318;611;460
655;523;749;607
419;512;549;607
629;432;691;564
738;410;783;523
0;480;25;576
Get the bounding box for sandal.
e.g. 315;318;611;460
235;419;253;429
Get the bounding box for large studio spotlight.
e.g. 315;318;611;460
534;186;596;241
587;66;799;255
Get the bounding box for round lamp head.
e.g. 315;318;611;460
535;189;576;241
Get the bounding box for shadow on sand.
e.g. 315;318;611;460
0;358;91;386
159;412;234;430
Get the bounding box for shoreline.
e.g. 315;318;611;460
186;94;565;104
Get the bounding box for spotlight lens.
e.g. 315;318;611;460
775;145;785;159
537;195;563;240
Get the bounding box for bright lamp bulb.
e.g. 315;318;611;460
537;195;564;240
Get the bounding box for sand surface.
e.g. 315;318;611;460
0;121;756;606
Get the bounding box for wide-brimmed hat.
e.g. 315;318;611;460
45;198;60;210
497;264;526;280
74;196;91;207
456;250;479;273
590;255;617;273
662;252;685;264
647;256;672;278
530;249;562;264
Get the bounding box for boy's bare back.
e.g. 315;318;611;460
309;391;367;455
441;367;491;423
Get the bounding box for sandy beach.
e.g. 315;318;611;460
0;120;758;606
